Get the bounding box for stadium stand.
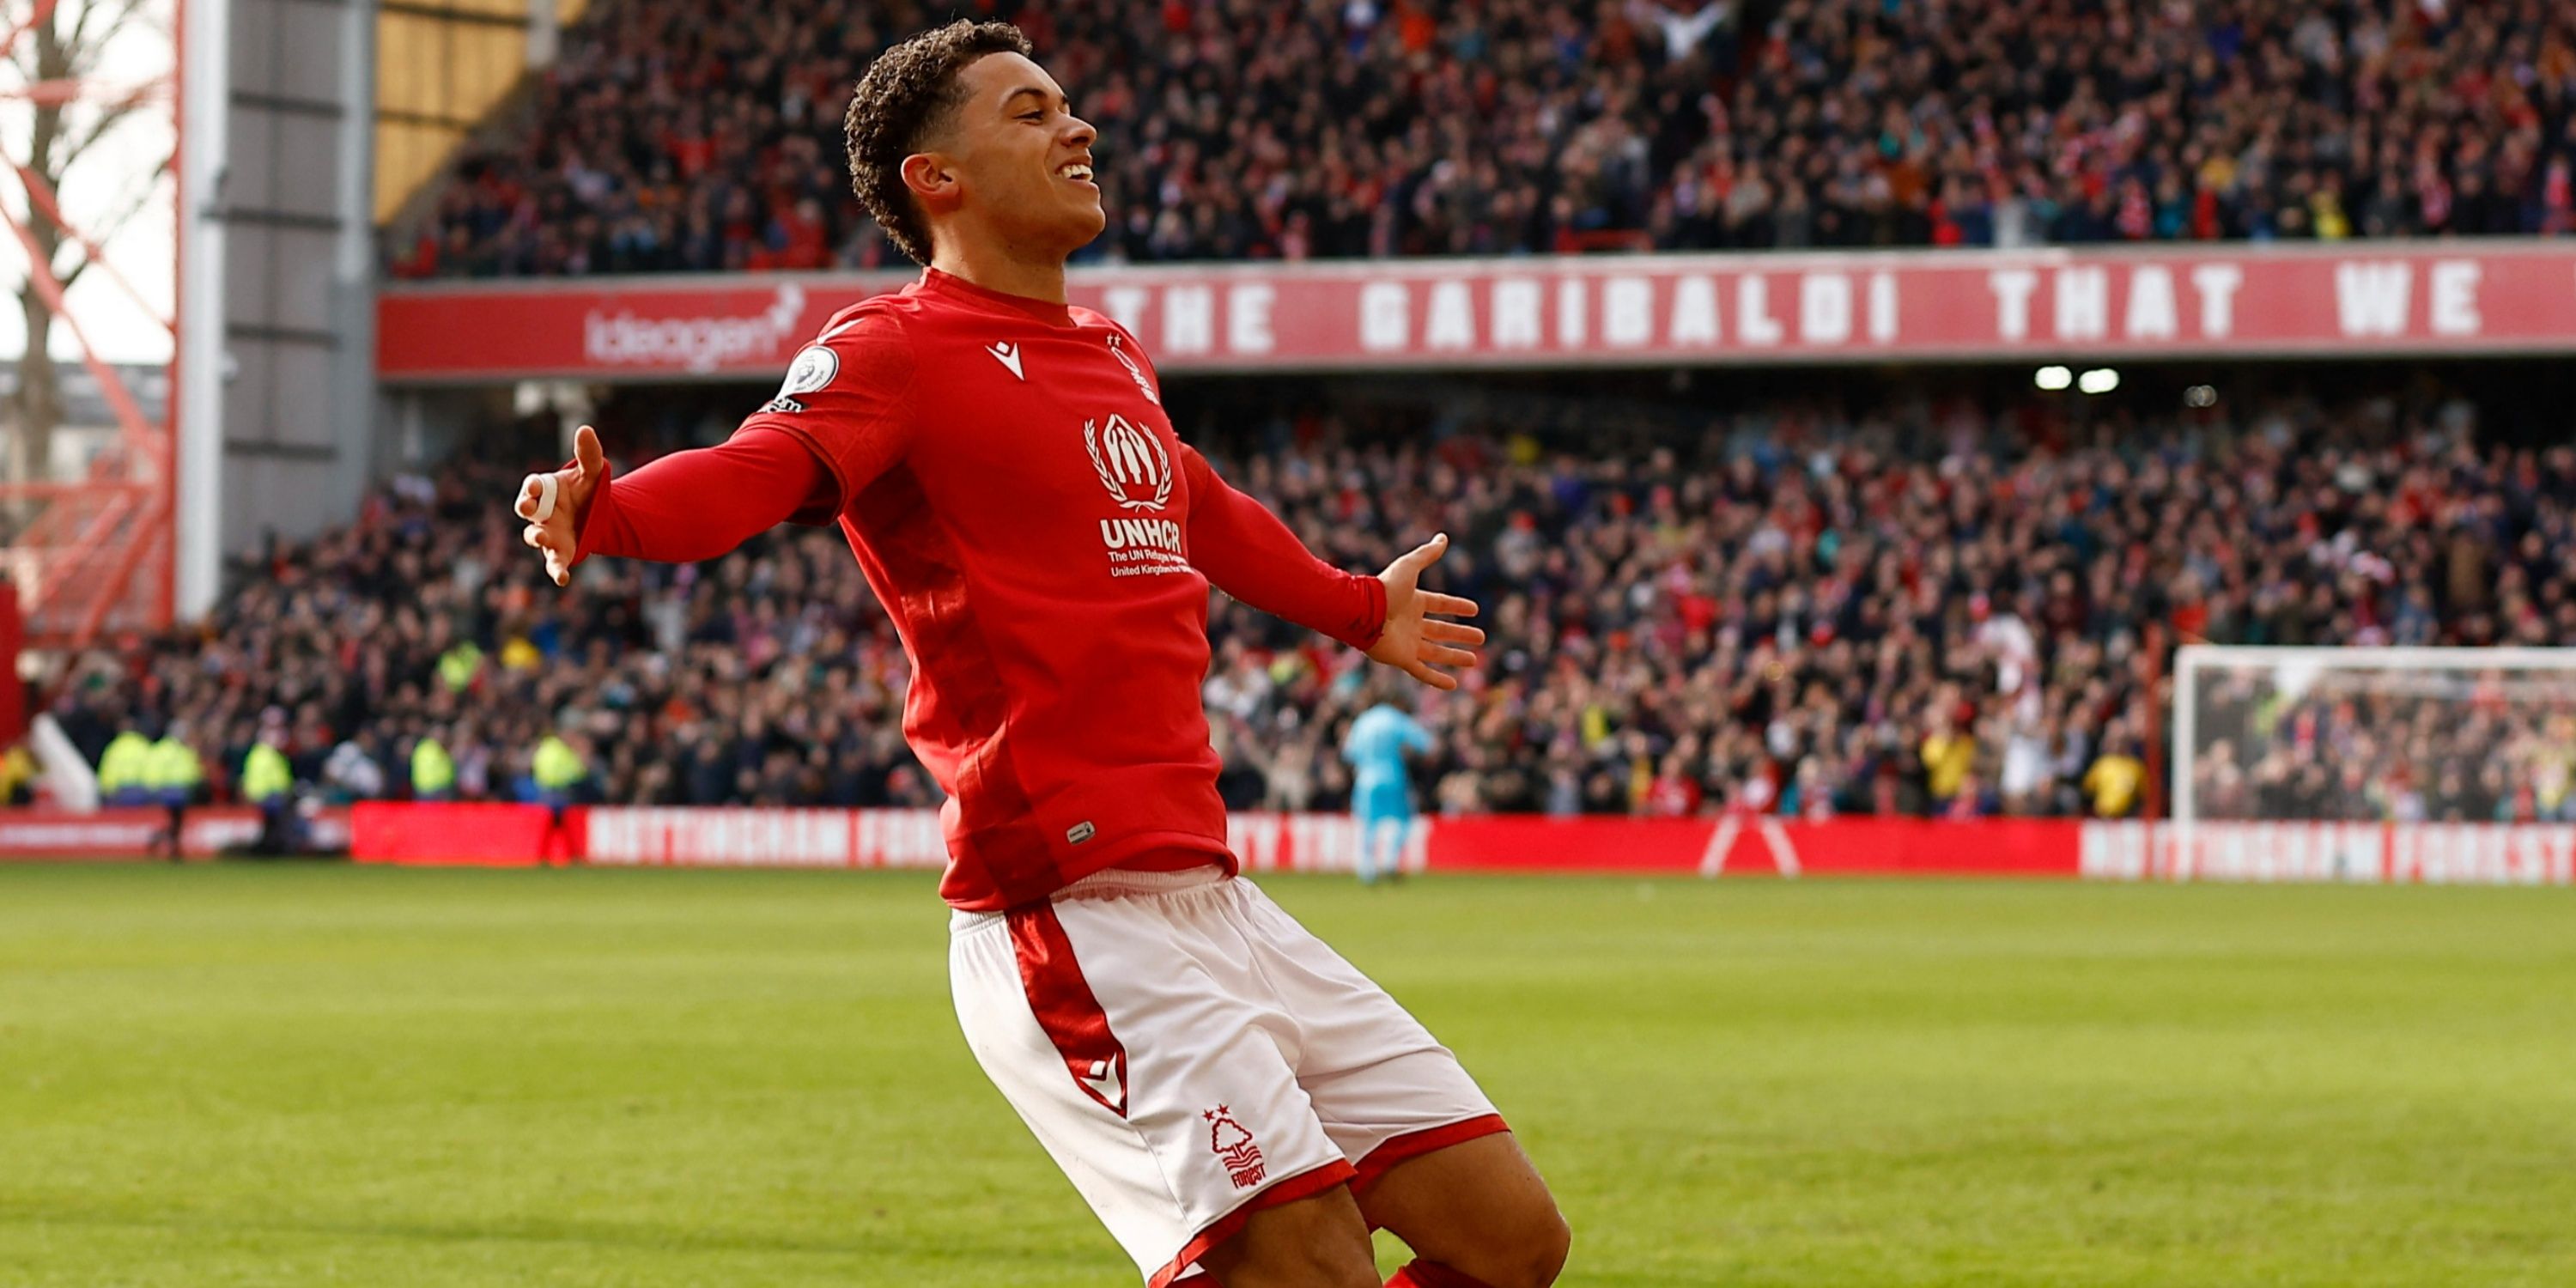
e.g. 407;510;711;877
388;0;2576;278
2188;668;2576;824
39;382;2576;823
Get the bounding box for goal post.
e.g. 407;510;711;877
2171;646;2576;883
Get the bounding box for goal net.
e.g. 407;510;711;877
2168;646;2576;884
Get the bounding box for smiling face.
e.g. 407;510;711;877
903;52;1103;263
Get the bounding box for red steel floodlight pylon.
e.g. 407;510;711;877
0;0;178;648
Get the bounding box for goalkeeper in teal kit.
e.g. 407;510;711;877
1342;695;1435;884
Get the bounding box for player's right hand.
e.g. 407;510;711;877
515;423;605;587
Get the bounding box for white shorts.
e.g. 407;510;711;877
949;866;1505;1286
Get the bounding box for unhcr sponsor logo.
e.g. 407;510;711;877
1099;517;1183;554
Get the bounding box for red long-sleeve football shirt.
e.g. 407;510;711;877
574;270;1387;909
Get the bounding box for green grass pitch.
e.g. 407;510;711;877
3;865;2572;1286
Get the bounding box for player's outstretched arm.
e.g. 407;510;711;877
1178;443;1482;688
514;423;829;585
1365;532;1484;692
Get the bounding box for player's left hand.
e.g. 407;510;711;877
514;424;605;588
1369;533;1484;690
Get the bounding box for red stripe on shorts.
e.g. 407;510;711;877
1005;902;1132;1118
1148;1157;1358;1288
1352;1114;1512;1196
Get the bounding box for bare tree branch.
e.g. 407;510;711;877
54;149;167;288
65;0;149;79
62;0;91;58
58;83;144;159
32;0;68;79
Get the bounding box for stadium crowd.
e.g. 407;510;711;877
2186;669;2576;823
29;383;2576;824
391;0;2576;278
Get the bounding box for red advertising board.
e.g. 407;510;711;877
410;805;2092;878
0;806;350;860
1419;814;2081;876
2081;820;2576;884
349;802;580;866
22;804;2562;885
380;241;2576;383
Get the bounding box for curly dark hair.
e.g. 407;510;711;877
844;20;1035;267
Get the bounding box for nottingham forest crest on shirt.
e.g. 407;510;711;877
1106;331;1160;404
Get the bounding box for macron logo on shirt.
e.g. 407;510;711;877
987;342;1024;380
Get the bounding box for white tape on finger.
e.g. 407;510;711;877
523;472;559;522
